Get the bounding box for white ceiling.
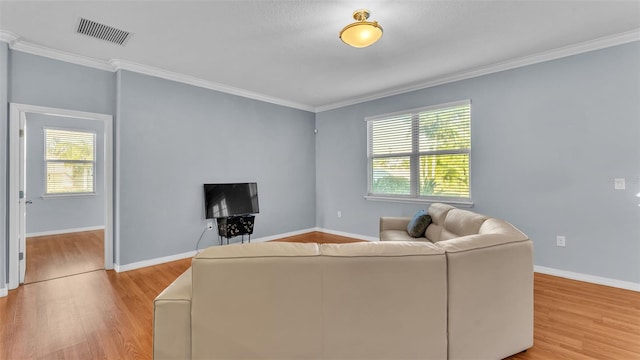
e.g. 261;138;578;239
1;1;639;111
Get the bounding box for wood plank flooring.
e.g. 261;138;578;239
0;258;192;360
25;230;104;284
270;231;365;244
1;231;638;359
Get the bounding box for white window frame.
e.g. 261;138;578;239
43;127;97;197
365;99;473;206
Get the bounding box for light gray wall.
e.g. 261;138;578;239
1;41;8;287
2;49;115;287
9;51;115;114
316;42;640;284
116;70;316;265
2;41;637;286
25;113;104;234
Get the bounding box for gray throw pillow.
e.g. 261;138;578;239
406;210;432;238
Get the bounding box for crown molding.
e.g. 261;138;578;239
314;29;640;112
109;59;315;112
0;30;19;45
1;30;115;71
0;30;314;112
3;29;638;114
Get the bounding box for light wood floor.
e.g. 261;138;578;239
1;232;638;359
25;230;104;284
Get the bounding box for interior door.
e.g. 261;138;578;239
18;112;27;283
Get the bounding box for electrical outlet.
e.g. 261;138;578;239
614;178;626;190
556;235;566;247
206;221;214;230
337;210;342;218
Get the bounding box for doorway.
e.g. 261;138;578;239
8;104;114;289
23;113;106;283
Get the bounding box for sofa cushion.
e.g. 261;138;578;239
380;230;428;242
479;218;528;239
406;210;432;237
321;241;444;257
438;208;488;241
425;203;455;242
196;241;320;259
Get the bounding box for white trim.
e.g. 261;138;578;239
249;227;318;243
315;228;379;242
315;30;640;112
0;31;313;112
9;104;114;289
3;30;638;114
113;228;318;272
107;229;640;292
8;105;20;288
26;226;105;238
0;30;19;45
0;286;7;297
109;59;315;112
534;265;640;292
114;250;197;273
112;227;379;272
364;196;474;208
10;37;114;72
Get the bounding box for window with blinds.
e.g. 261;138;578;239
44;128;96;195
366;100;471;203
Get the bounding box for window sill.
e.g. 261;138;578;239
364;195;474;208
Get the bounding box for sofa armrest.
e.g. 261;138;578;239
154;267;192;360
436;236;533;359
379;217;411;233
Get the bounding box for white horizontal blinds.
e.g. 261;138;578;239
45;129;96;194
367;100;471;200
370;114;413;155
368;113;415;196
418;102;470;198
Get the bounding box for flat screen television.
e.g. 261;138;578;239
204;183;259;219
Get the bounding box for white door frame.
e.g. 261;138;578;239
8;103;114;289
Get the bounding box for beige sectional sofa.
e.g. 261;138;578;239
154;203;533;359
155;241;449;359
380;203;534;359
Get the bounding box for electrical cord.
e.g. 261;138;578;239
195;227;212;253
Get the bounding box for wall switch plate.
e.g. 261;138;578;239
206;221;214;229
556;235;566;247
337;210;342;218
614;178;626;190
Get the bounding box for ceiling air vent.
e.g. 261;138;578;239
76;17;131;46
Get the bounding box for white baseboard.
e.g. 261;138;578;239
0;285;7;297
114;250;197;273
114;228;319;272
316;227;379;242
27;225;105;238
112;229;639;293
534;265;640;292
250;227;318;243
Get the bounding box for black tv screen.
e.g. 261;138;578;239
204;183;259;219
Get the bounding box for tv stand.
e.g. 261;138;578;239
216;215;255;245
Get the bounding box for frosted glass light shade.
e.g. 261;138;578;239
340;22;383;48
340;10;383;48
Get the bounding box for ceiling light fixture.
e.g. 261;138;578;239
339;9;383;48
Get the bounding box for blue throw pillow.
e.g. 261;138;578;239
406;210;432;238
